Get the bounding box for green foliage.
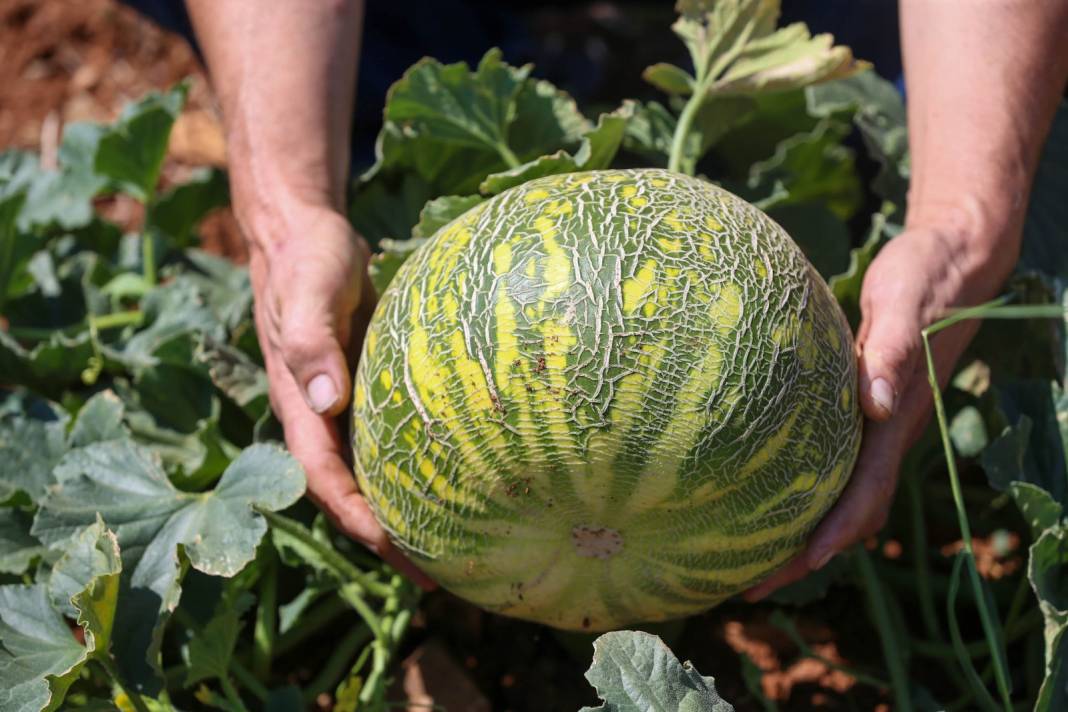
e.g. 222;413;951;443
0;83;415;712
579;630;735;712
2;1;1066;709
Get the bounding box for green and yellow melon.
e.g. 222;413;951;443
352;168;862;630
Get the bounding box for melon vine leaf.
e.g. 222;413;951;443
115;376;237;487
579;630;735;712
480;101;636;195
0;192;30;310
368;238;426;297
0;403;69;505
643;63;696;96
181;593;253;687
194;337;269;420
413;194;485;239
46;516;121;623
806;70;908;209
0;509;44;576
151;168;230;248
1028;523;1068;712
744;118;860;219
828;210;895;330
982;381;1068;504
7;124;108;232
353;49;589;242
31;440;303;692
69;390;129;449
93;83;187;203
175;250;254;332
386;49;530;160
624;101;678;164
109;277;226;372
0;584;92;712
0;522;120;712
367;190;485;294
0;329;96;398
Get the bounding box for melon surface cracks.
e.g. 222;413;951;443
352;168;862;630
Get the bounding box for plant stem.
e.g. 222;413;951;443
91;310;145;331
923;320;1014;710
275;596;351;657
218;673;250;712
855;548;913;712
143;199;157;286
252;545;278;681
230;659;270;702
257;509;394;598
496;142;521;169
667;91;704;174
97;655;152;712
302;624;374;703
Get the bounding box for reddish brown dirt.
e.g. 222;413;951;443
0;0;243;258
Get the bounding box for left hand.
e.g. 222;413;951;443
745;214;1019;601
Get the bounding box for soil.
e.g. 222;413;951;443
0;0;242;258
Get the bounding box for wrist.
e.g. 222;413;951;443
903;193;1024;293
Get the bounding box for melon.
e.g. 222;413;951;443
351;168;862;630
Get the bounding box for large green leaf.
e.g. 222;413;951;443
386;49;529;156
579;630;735;712
32;440;303;692
94;84;187;202
0;521;120;712
480;101;636;195
744;117;861;219
69;390;129;448
648;0;865;109
828;210;896;329
413;194;485;239
1029;524;1068;712
150;168;230;248
0;192;32;310
981;381;1068;504
11;125;108;232
181;593;253;686
0;403;69;504
807;70;909;208
0;584;90;712
0;509;44;575
351;49;590;243
109;278;225;372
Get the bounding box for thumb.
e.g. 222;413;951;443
857;297;924;423
278;288;353;417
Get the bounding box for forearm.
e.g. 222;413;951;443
900;0;1068;270
185;0;364;246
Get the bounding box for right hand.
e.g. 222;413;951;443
243;199;436;589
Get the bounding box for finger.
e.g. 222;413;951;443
857;286;923;423
264;342;437;590
804;417;904;570
275;266;354;418
742;554;810;602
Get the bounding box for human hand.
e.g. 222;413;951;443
745;213;1020;601
244;200;436;590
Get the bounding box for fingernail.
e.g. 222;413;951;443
811;550;834;571
307;374;339;413
871;377;895;416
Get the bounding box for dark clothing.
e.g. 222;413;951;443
122;0;904;167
